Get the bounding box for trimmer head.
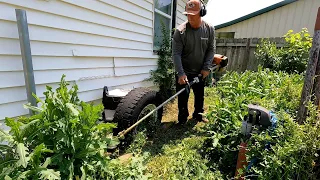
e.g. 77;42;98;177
241;104;273;136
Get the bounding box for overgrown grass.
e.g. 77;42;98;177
124;91;222;179
124;67;320;180
4;67;318;179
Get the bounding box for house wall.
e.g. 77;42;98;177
216;0;320;38
176;0;187;27
0;0;187;130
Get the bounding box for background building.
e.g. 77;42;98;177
215;0;320;38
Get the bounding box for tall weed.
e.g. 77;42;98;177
0;75;151;180
246;103;320;180
201;67;319;179
255;28;312;74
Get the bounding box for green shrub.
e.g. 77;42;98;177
246;103;320;180
255;39;281;70
0;75;151;180
200;67;319;179
148;21;175;100
255;28;312;74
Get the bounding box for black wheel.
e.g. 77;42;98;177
113;87;163;147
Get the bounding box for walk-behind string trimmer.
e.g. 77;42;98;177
234;104;278;179
117;74;201;138
101;54;229;150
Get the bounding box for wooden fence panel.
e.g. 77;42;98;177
215;37;285;72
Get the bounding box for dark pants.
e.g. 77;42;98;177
175;74;205;123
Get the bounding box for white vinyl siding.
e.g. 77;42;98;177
0;0;188;130
0;0;158;124
216;0;320;38
176;0;188;27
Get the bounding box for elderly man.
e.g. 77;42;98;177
172;0;215;125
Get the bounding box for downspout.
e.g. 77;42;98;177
15;9;37;115
171;0;177;36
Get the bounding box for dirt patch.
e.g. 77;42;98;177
161;92;209;123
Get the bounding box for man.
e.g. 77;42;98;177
172;0;215;125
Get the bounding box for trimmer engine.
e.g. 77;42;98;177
241;104;273;136
212;54;228;72
236;104;278;179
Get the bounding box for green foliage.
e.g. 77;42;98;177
149;20;175;100
2;67;318;179
205;66;303;126
146;137;223;180
105;153;152;180
200;67;316;179
254;39;281;70
122;67;318;179
0;140;59;180
0;75;151;180
255;28;312;74
246;103;320;180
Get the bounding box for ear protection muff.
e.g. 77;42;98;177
200;0;207;17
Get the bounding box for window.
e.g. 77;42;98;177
153;0;174;51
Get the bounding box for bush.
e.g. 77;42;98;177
246;105;320;180
201;67;320;179
148;21;175;100
0;75;151;180
255;28;312;74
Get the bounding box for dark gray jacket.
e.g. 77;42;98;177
172;20;215;77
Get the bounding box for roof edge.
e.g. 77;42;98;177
214;0;297;30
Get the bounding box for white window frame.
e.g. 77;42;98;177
153;0;174;52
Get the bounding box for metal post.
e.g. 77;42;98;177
15;9;37;115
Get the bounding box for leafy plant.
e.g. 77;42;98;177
2;64;317;179
200;67;308;179
105;152;152;180
148;20;176;100
120;67;318;179
146;137;223;180
246;102;320;180
0;75;151;180
0;139;60;180
255;28;312;74
255;38;281;70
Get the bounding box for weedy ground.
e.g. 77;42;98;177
3;67;319;180
125;91;224;180
122;67;320;180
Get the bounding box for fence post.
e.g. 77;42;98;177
242;38;251;71
15;9;37;115
297;7;320;124
313;9;320;110
312;55;320;110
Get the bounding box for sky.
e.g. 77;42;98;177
202;0;284;26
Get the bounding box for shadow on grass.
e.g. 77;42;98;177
126;119;209;157
120;91;215;156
